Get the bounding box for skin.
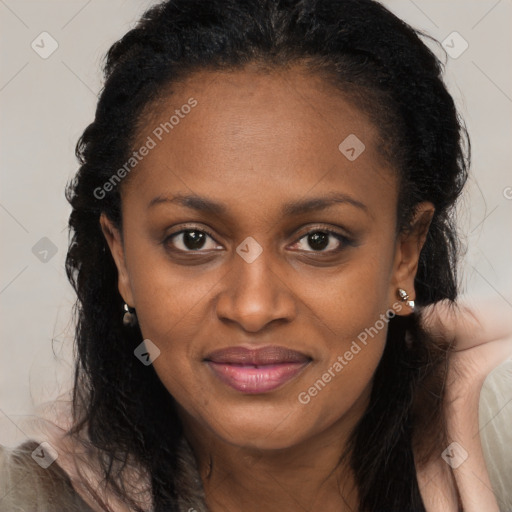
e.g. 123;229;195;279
100;64;434;511
418;298;512;511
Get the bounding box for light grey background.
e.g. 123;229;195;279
1;0;511;446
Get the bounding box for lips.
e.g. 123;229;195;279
205;345;311;366
204;346;311;393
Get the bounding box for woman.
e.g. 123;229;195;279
1;0;510;510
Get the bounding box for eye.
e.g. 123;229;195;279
290;228;351;253
164;227;222;253
164;225;352;255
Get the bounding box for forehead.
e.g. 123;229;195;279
125;66;398;218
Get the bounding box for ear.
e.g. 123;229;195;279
99;213;135;307
390;201;434;315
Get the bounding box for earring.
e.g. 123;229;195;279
123;303;138;327
397;288;415;311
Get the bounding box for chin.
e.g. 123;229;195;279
221;429;304;452
207;408;310;451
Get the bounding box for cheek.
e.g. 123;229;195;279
295;304;388;434
125;243;222;345
122;253;216;406
299;330;386;402
287;250;393;430
300;250;394;340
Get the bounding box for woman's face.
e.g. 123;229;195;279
101;65;431;451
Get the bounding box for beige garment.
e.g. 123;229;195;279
479;358;512;512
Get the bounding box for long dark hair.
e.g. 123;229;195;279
64;0;469;510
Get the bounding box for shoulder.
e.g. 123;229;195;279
0;439;95;512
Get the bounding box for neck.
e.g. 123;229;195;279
179;387;371;512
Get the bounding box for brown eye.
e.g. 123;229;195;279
292;229;350;253
165;228;221;252
306;232;330;251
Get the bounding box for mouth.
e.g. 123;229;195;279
204;345;312;394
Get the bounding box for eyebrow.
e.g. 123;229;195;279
148;192;368;216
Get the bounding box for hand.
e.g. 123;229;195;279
418;295;512;512
421;295;512;389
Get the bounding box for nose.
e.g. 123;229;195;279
215;247;297;333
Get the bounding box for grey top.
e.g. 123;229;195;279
0;433;207;512
0;439;95;512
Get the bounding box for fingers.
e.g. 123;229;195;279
420;295;512;351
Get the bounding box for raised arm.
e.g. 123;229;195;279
420;295;512;512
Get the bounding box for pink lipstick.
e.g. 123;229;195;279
204;346;311;394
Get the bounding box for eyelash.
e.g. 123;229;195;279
163;224;353;255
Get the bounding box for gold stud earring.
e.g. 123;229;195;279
123;303;137;326
397;288;415;311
